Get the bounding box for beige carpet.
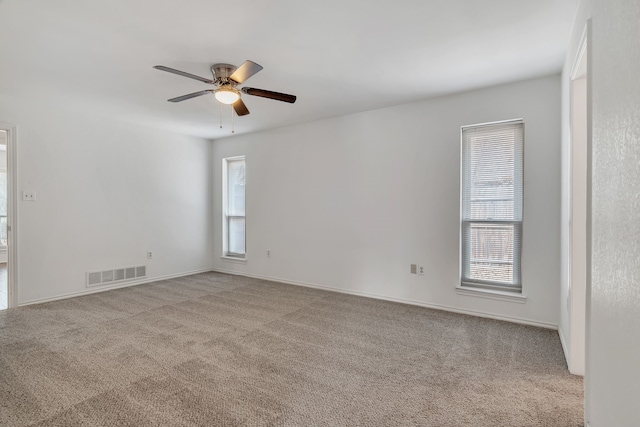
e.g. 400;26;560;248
0;272;583;426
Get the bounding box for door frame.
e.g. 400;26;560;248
0;122;18;308
568;19;592;425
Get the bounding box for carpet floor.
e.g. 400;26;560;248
0;272;583;426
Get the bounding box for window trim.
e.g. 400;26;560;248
222;155;246;260
455;286;527;303
459;119;524;295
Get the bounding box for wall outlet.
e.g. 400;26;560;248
267;250;271;258
22;191;36;201
418;265;425;275
147;251;153;259
410;264;417;274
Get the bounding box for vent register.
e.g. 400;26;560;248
87;266;146;287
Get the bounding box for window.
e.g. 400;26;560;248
223;156;245;258
0;167;6;250
460;120;523;293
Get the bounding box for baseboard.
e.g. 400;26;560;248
18;268;213;307
211;268;558;330
558;326;570;367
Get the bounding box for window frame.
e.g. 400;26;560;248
459;119;524;294
222;156;246;260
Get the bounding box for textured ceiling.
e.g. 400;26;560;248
0;0;577;139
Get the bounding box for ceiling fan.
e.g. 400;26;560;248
153;60;297;117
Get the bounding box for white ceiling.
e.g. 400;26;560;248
0;0;577;139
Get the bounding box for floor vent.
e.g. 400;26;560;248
86;265;147;288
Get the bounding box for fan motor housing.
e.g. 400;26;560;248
211;63;237;85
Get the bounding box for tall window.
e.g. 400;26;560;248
461;120;523;293
223;156;245;258
0;136;6;250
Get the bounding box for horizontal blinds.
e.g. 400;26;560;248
461;121;523;291
461;221;522;289
228;217;246;254
226;158;245;256
227;159;245;217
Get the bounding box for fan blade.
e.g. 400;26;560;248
242;87;296;103
229;60;263;84
233;98;250;116
167;90;212;103
153;65;214;84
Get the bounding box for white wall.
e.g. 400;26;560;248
0;93;214;305
587;0;640;425
212;75;562;327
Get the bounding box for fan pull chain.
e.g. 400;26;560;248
219;104;223;129
231;104;235;134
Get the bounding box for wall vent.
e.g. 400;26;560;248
87;272;102;286
136;266;146;277
86;265;147;288
102;270;113;283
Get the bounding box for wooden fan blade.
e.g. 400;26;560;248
241;87;296;103
167;90;212;103
154;65;214;84
233;98;250;116
229;60;263;84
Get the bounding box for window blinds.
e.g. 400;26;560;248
461;120;523;292
228;160;245;217
226;158;246;256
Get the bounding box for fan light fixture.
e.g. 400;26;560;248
215;88;240;105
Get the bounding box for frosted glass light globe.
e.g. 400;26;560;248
215;88;240;104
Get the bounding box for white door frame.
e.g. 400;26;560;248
0;122;18;308
567;26;589;376
582;19;593;426
568;19;592;425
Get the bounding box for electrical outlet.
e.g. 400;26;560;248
410;264;417;274
22;191;36;201
147;251;153;259
267;250;271;257
418;265;425;275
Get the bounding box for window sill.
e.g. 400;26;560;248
456;286;527;304
220;256;246;264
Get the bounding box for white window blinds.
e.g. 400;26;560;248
461;120;523;292
225;157;246;257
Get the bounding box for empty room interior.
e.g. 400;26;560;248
0;0;639;426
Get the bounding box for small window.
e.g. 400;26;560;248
223;156;245;258
460;120;523;293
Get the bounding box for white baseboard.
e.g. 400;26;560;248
211;268;558;330
558;326;570;366
18;268;213;307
